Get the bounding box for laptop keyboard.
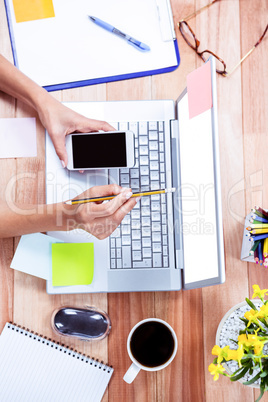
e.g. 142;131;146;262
108;121;169;269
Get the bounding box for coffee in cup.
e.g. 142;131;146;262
123;318;177;383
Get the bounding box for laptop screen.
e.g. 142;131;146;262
177;70;225;288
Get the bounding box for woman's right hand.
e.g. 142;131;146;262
66;184;137;240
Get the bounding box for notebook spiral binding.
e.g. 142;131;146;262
8;322;112;373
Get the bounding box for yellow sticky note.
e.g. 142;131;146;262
13;0;55;23
52;243;94;287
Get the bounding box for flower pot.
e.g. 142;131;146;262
215;299;263;388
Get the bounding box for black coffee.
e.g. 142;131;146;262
130;321;175;368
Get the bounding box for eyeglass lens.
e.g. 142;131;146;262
199;51;226;74
179;21;197;50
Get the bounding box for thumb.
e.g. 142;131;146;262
52;135;68;168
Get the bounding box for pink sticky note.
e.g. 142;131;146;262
186;61;213;119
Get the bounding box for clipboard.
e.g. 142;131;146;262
4;0;180;92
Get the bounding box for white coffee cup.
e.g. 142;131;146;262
123;318;178;384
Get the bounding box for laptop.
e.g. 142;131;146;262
46;57;225;294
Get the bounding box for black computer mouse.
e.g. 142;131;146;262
51;307;111;341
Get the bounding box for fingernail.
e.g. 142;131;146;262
125;191;132;200
61;160;66;168
135;196;141;203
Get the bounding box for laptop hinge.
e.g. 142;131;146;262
170;120;184;270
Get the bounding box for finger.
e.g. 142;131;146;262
86;184;123;199
52;135;68;168
112;197;138;224
89;188;132;217
75;117;115;133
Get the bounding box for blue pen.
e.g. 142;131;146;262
89;16;150;52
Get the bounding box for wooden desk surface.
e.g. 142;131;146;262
0;0;267;400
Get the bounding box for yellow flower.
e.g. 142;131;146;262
252;284;268;300
260;304;268;318
238;333;265;356
212;345;230;363
227;343;244;367
253;340;264;356
238;333;258;347
208;363;226;381
244;309;262;327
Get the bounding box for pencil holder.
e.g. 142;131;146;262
241;207;268;266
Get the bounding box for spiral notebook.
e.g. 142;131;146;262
0;322;113;401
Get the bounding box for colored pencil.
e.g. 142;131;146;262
250;214;268;224
264;238;268;257
250;219;268;225
65;187;176;205
254;206;268;219
247;224;268;229
249;240;260;255
251;209;268;219
258;241;263;265
249;234;268;241
254;249;259;264
249;229;268;235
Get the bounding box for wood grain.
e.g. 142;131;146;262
0;0;267;400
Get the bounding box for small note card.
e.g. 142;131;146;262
186;61;213;119
10;233;62;280
12;0;55;23
52;243;94;286
0;118;37;158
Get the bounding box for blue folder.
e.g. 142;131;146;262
4;0;180;92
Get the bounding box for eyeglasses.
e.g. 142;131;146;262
177;0;268;76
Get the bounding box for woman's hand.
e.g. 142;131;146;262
37;96;115;168
67;184;137;240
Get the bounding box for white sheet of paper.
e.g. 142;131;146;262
0;118;37;158
6;0;177;87
10;233;63;280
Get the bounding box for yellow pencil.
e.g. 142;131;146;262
264;238;268;257
65;187;176;205
249;228;268;235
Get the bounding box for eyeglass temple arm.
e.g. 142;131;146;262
225;46;255;76
179;0;219;23
226;25;267;76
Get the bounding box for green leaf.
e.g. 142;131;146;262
246;298;258;310
229;339;238;345
258;318;268;328
255;385;265;402
240;317;249;325
230;366;250;381
243;371;261;385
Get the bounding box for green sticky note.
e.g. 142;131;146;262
52;243;94;286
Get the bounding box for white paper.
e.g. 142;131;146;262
0;118;36;158
10;233;63;280
6;0;178;87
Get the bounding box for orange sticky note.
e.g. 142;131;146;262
186;61;213;119
13;0;55;23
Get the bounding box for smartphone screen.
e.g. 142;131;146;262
72;132;127;169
